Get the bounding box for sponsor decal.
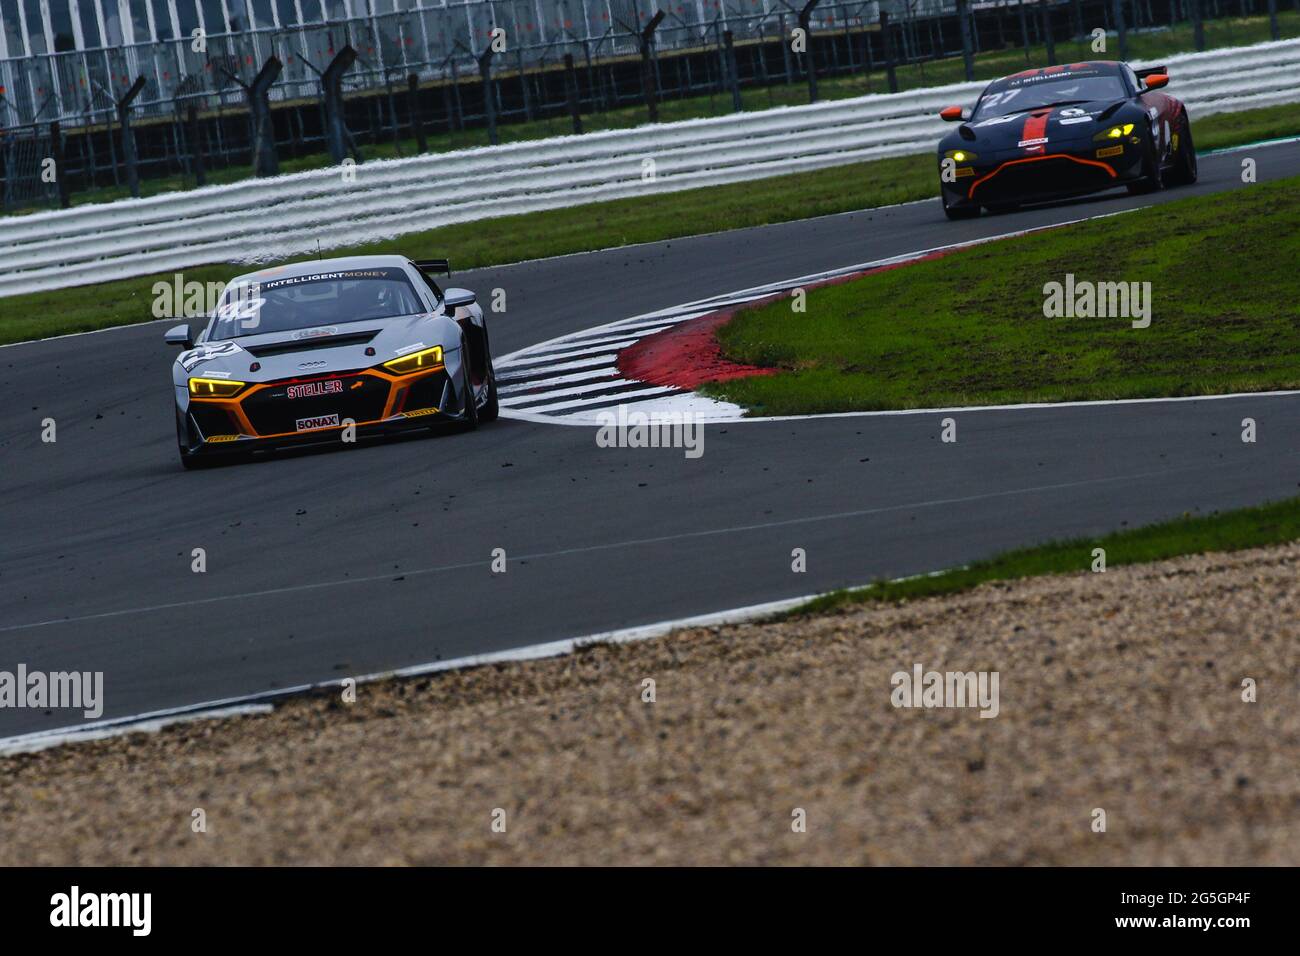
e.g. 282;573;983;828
394;341;427;356
293;326;339;340
1017;136;1049;147
287;380;344;399
261;268;404;291
1059;107;1089;117
297;360;329;369
1059;116;1092;125
1096;145;1125;158
178;341;242;372
295;413;341;431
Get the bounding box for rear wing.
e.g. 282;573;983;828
413;258;451;276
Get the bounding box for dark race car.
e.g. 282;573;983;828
164;255;498;469
936;60;1197;220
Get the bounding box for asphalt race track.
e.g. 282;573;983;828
2;140;1297;738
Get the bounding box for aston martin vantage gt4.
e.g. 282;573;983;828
936;61;1197;219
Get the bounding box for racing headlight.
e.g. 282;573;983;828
382;345;445;375
1094;123;1135;141
944;149;978;163
188;377;247;398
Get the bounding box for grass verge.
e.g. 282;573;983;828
1;103;1295;347
796;494;1300;615
701;174;1300;415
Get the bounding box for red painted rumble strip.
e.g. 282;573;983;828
616;250;952;391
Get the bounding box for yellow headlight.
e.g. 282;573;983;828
944;149;978;163
1095;123;1135;141
188;377;247;398
383;345;445;375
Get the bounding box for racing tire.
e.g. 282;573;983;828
942;198;980;221
1165;113;1198;187
479;356;500;423
1126;139;1165;195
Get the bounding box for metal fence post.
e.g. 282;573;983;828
116;76;146;199
1017;0;1031;64
956;0;975;80
1113;0;1130;59
449;56;464;132
249;57;282;177
641;11;666;122
564;53;584;134
1040;1;1057;65
49;121;71;208
779;13;794;85
408;73;428;152
880;11;898;94
799;0;822;103
186;104;207;187
723;30;742;112
323;46;360;164
479;45;498;146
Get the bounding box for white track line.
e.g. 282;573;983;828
497;368;621;395
509;384;682;413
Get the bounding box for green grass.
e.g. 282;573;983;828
701;175;1300;416
2;98;1295;347
35;11;1300;211
793;494;1300;615
1194;101;1300;151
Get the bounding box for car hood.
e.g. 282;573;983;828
942;99;1141;155
173;313;459;386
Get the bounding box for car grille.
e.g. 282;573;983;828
240;372;390;435
971;154;1115;203
401;372;450;413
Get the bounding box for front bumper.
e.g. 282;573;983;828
178;359;470;456
940;138;1145;209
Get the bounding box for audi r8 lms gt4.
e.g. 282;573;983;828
936;61;1197;220
165;255;498;469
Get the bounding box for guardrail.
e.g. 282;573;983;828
2;37;1298;299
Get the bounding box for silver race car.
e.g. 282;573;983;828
165;255;498;469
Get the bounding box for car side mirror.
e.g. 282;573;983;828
1142;73;1169;91
164;324;193;348
443;288;476;310
939;106;966;122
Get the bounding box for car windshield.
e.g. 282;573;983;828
972;70;1127;121
208;267;425;340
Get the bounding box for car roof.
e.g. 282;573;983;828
229;254;413;287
